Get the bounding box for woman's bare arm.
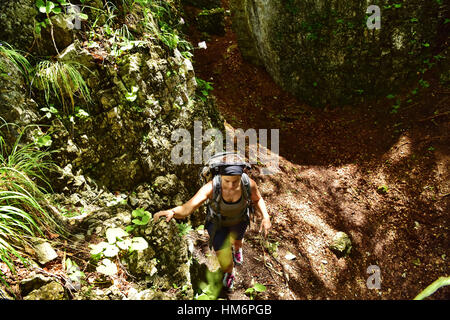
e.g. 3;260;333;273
250;178;272;235
153;181;213;222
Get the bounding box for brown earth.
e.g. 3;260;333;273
184;0;450;300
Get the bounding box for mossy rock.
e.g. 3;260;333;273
329;231;352;257
22;281;66;300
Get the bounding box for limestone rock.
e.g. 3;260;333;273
23;281;65;300
229;0;444;107
329;231;352;257
34;242;59;265
20;274;53;296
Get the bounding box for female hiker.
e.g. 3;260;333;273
153;162;271;291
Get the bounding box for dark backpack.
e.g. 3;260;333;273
199;152;254;248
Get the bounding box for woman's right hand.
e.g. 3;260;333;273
153;210;175;222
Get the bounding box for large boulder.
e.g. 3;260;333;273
229;0;447;107
44;41;224;193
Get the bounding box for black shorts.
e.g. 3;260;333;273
205;219;249;251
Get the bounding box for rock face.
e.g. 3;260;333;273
182;0;222;10
44;41;223;193
0;0;38;54
196;8;226;36
0;0;224;300
0;52;40;148
72;194;195;299
229;0;446;107
0;2;224;193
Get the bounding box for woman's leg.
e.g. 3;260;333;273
230;220;249;251
215;246;233;273
206;222;233;273
233;239;243;251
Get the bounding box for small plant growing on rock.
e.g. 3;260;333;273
33;60;92;115
89;227;148;276
0;42;32;81
177;222;192;238
125;208;151;232
245;282;267;300
195;77;213;102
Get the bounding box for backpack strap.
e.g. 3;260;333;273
241;173;251;204
211;174;222;213
241;173;253;227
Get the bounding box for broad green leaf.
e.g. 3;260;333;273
130;237;148;251
132;208;150;225
76;108;89;118
103;244;120;257
195;293;212;300
78;13;88;20
414;277;450;300
125;92;137;102
132;208;145;217
125;86;139;102
36;0;46;13
245;288;254;294
36;135;52;148
96;259;117;276
132;215;149;225
253;283;266;292
89;242;108;255
46;1;55;14
116;239;131;250
65;257;74;270
105;227;128;244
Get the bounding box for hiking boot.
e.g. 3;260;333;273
233;247;243;266
222;272;235;291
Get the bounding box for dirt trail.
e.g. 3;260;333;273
184;0;450;300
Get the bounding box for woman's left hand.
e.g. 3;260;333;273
260;217;272;237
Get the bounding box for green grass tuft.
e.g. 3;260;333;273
0;42;32;82
32;60;92;115
0;119;66;285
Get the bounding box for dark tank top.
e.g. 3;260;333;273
217;181;248;226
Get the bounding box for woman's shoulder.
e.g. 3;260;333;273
203;180;213;199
